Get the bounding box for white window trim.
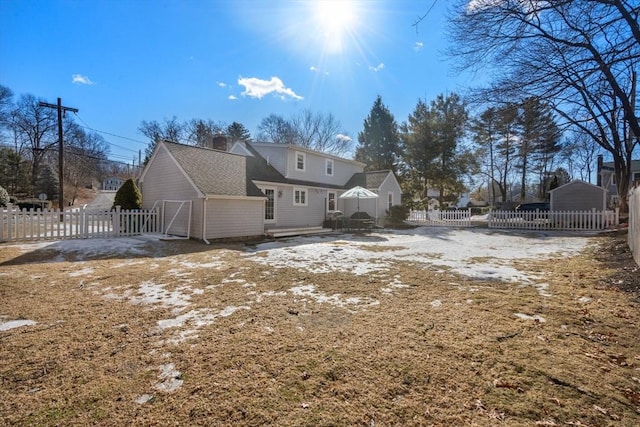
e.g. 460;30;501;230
388;191;394;209
325;159;334;176
295;151;306;172
293;187;308;206
262;187;277;223
327;191;337;212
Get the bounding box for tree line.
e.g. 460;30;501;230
0;86;126;207
2;1;637;211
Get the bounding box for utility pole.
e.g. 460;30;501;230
38;98;78;209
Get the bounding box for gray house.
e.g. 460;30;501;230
139;140;402;241
597;156;640;207
549;180;607;211
139;141;266;241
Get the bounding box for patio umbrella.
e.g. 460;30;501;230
339;186;379;213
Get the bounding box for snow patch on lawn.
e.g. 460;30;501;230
0;318;37;331
289;284;379;310
247;228;589;294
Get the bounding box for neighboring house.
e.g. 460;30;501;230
139;140;402;240
549;180;607;211
597;155;640;206
103;177;124;191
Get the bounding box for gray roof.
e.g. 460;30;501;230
344;170;392;190
162;141;263;197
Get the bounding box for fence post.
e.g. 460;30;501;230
6;203;13;241
113;205;121;237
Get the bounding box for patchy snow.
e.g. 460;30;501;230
0;318;37;331
289;284;379;310
3;226;596;398
247;228;589;292
514;313;546;322
154;363;183;393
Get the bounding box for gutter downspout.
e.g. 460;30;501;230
202;197;210;245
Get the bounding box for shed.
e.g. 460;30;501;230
549;180;607;211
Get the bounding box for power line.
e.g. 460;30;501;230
412;0;439;34
73;113;147;146
38;97;78;208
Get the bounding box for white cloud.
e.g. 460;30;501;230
336;134;352;142
414;41;424;51
310;66;319;72
71;74;94;85
368;63;384;72
237;76;303;100
217;81;227;87
228;95;237;100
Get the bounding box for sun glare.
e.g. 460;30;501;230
312;0;359;53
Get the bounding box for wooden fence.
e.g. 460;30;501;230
488;208;618;231
0;204;159;242
629;184;640;266
408;209;473;227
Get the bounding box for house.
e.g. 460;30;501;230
139;140;402;241
597;155;640;206
549;180;607;211
103;177;124;191
138;141;266;241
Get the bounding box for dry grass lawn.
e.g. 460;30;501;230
0;230;639;426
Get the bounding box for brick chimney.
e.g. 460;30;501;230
597;154;603;186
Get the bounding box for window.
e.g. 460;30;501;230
633;172;640;182
293;188;307;206
327;191;336;211
325;159;334;176
388;192;394;210
263;188;275;221
295;151;306;171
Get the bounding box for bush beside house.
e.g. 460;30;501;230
113;179;142;210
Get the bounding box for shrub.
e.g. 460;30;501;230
113;178;142;210
0;185;8;207
386;204;409;224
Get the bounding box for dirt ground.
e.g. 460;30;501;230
0;229;639;426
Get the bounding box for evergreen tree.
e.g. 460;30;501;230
515;97;561;201
227;121;251;143
113;178;142;210
355;96;400;172
400;94;471;208
36;165;58;204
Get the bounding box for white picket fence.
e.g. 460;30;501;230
629;184;640;266
488;208;618;231
408;209;473;227
0;204;159;242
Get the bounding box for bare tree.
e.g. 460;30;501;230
447;0;639;210
184;119;225;148
64;122;110;204
256;114;298;145
290;109;352;156
9;94;57;195
139;116;186;162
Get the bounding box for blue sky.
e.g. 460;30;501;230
0;0;478;164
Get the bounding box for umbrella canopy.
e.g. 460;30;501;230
340;186;379;212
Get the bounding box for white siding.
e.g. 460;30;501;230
251;145;288;176
140;146;201;237
251;144;364;186
375;174;402;226
261;184;326;227
286;149;364;185
204;199;265;239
